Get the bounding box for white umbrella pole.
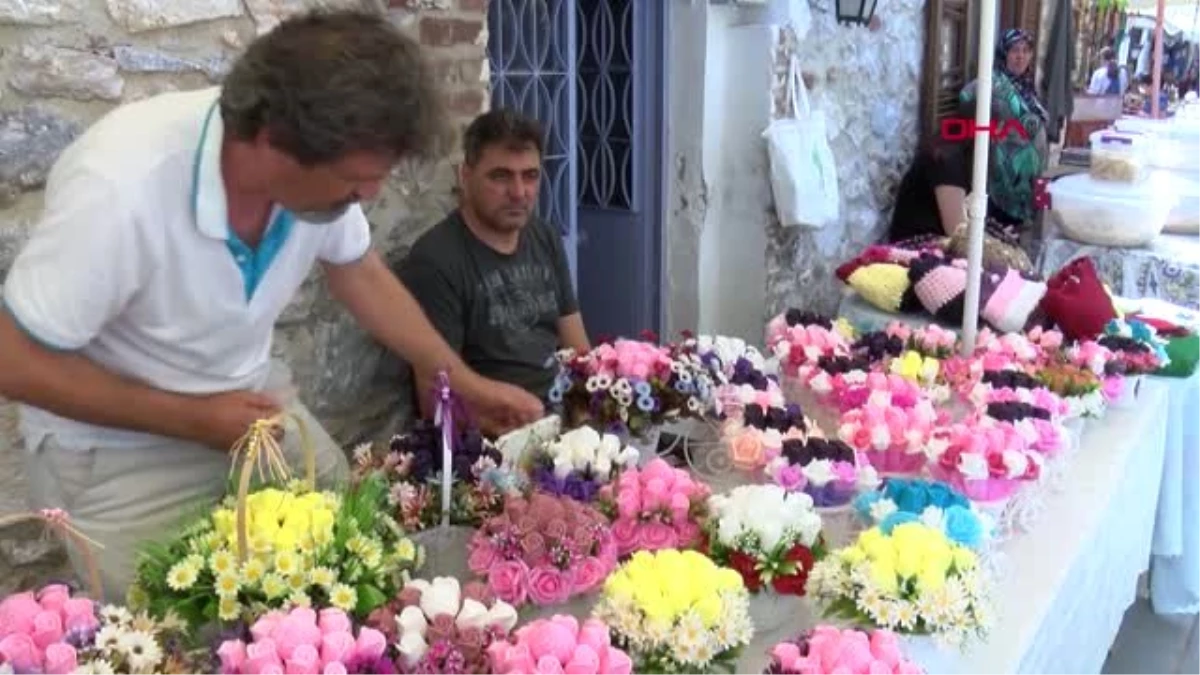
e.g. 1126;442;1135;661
960;0;999;355
1151;0;1166;118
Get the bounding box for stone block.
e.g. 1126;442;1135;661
0;0;69;25
0;106;80;205
10;45;125;102
418;16;483;47
105;0;243;33
110;45;230;82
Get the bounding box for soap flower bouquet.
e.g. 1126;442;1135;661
596;458;711;557
971;327;1041;365
766;310;847;352
854;479;990;550
1035;363;1107;419
525;426;642;503
887;322;958;360
822;373;924;415
1068;340;1129;403
971;409;1067;457
592;549;754;673
689;334;767;382
1099;318;1170;374
466;493;617;608
807;523;992;645
549;338;716;442
887;351;950;402
800;355;874;403
717;367;787;424
0;585;197;675
214;607;392;675
132;475;419;631
702;485;825;596
724;402;816;471
1024;326;1066;360
850;331;907;366
926;422;1043;503
487;615;633;675
764;437;881;507
976;385;1069;422
836;399;942;474
763;626;924;674
768;319;855;381
354;421;522;533
363;576;519;674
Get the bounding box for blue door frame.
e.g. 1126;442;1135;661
487;0;666;341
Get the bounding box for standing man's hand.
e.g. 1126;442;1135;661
192;390;283;450
462;378;545;436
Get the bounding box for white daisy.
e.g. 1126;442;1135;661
99;605;133;627
93;624;124;653
116;631;162;674
75;660;116;675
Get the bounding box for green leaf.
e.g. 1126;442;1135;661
356;584;388;616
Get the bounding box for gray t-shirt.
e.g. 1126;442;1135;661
398;211;578;400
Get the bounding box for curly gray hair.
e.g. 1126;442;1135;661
219;9;447;165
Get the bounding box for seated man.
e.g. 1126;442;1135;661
398;109;589;431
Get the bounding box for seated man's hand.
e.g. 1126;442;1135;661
464;378;545;436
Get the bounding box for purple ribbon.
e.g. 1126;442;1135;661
431;370;468;527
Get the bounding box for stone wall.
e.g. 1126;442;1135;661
764;0;925;318
0;0;489;593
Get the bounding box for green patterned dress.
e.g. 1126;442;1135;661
960;71;1049;226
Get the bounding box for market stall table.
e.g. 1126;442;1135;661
1150;372;1200;615
1035;230;1200;310
725;383;1171;674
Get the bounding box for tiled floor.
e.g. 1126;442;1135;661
1103;599;1199;674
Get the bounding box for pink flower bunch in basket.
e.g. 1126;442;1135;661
217;607;389;675
1068;340;1117;376
1025;326;1065;356
0;584;99;675
836;399;943;474
717;381;787;425
597;458;711;557
978;385;1069;420
488;615;633;675
928;422;1043;503
771;324;852;379
886;321;958;359
765;626;924;674
826;372;924;414
467;493;617;608
726;423;812;471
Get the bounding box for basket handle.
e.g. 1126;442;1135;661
228;413;314;563
0;509;104;599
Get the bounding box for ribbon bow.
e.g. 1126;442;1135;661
432;371;470;527
0;509;104;599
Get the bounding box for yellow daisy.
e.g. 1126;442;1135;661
210;550;237;576
215;572;241;598
396;538;416;562
165;562;199;592
261;574;288;599
308;566;336;589
241;558;266;586
274;551;300;577
218;596;240;621
329;583;357;612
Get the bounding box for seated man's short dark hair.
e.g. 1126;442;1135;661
462;108;545;165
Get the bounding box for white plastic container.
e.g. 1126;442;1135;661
1089;130;1153;182
1112;116;1200;173
1158;169;1200;234
1047;172;1178;247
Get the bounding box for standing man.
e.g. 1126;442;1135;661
398;109;589;434
0;10;542;601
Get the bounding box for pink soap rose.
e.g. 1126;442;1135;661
32;610;64;649
323;663;348;675
599;646;633;675
489;560;531;606
245;639;283;673
896;659;924;674
576;620;610;654
675;521;702;549
610;519;640;556
614;489;642;519
638;522;678;551
44;643;77;675
36;585;71;614
528;566;572;606
468;542;500;573
285;644;320;675
320;631;356;666
61;598;98;633
0;592;41;637
0;634;40;673
572;557;609;595
868;630;902;668
536;655;566;674
217;640;248;673
353;627;387;662
564;644;600;674
317;608;352;635
250;611;286;643
526;620;576;664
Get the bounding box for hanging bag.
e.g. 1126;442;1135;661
762;54;840;229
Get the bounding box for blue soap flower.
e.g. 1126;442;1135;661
636;395;655;412
633;381;652;397
894;483;925;514
548;385;564;403
943;505;984;548
854;491;880;521
882;478;910;502
880;510;920;535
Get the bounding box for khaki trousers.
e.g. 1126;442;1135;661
24;401;348;605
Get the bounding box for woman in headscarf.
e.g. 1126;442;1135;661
959;28;1049;241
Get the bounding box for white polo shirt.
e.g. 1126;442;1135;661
2;87;371;450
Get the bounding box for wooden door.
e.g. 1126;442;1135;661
921;0;973;140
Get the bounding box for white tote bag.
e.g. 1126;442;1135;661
762;55;840;229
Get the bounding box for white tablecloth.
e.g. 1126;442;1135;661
895;385;1170;673
1150;373;1200;615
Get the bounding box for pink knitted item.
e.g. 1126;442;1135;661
981;269;1047;333
862;448;927;474
929;464;1022;503
912;264;966;315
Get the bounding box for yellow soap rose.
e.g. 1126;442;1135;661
869;558;899;595
693;593;723;627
